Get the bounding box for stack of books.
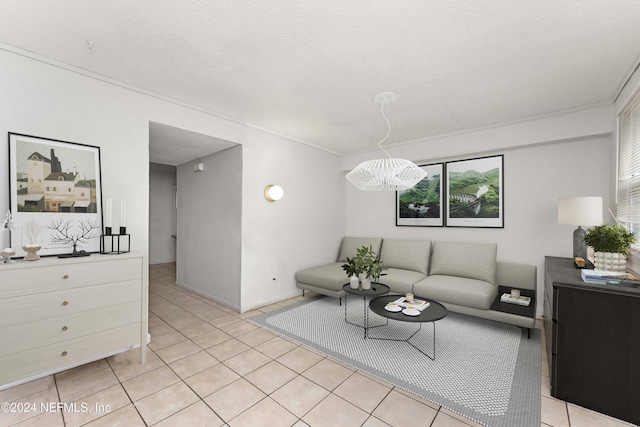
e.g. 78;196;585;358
392;296;430;311
581;270;640;287
500;293;531;306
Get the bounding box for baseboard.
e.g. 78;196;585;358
175;280;241;312
149;259;176;265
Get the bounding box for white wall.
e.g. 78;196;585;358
0;46;346;313
149;163;176;264
0;49;150;255
343;108;614;316
240;128;346;311
176;146;243;310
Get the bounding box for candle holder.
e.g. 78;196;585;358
104;226;112;236
100;233;130;255
119;226;126;235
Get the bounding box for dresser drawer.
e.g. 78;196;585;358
0;302;141;357
0;257;142;298
0;324;140;387
0;280;141;326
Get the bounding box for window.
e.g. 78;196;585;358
617;88;640;245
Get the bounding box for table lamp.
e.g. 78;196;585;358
558;197;603;261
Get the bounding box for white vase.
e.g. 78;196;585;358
593;251;627;272
22;245;41;261
360;276;371;290
349;275;359;289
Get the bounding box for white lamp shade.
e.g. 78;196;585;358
265;185;284;202
558;197;603;226
346;158;427;191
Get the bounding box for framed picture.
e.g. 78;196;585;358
396;163;444;227
8;133;103;256
445;155;503;228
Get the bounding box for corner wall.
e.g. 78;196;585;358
176;146;243;309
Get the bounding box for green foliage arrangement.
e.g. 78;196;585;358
583;224;636;255
341;245;387;282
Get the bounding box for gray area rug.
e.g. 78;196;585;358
250;296;541;427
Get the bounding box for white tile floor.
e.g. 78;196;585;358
1;262;637;426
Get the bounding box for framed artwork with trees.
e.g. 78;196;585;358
445;155;504;228
396;163;444;227
8;133;103;257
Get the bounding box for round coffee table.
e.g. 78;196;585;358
368;294;448;360
342;283;390;338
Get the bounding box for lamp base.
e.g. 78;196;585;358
573;226;588;261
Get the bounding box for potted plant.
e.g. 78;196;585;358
341;245;387;290
365;258;387;286
341;256;363;289
583;224;636;271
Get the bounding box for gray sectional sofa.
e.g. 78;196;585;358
295;236;537;330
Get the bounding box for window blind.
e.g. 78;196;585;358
617;89;640;240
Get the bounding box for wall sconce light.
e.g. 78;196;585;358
264;185;284;202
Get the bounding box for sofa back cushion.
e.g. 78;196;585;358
337;237;383;262
430;241;497;284
379;239;431;275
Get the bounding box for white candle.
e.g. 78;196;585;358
105;198;112;228
121;199;127;227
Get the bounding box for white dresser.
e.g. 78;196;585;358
0;252;148;390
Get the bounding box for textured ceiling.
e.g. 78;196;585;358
1;0;639;159
149;122;237;166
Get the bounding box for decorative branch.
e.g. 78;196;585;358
24;218;41;246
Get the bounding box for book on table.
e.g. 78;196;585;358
392;297;430;311
580;269;640;287
500;293;531;306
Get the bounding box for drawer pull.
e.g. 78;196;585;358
62;326;68;331
63;275;69;279
61;351;68;357
62;301;69;306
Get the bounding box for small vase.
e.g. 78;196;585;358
361;277;371;290
349;275;359;289
593;251;627;272
22;245;41;261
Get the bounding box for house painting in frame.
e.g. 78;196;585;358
396;163;444;227
445;155;504;228
8;133;104;256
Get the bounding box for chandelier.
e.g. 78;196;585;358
346;92;427;191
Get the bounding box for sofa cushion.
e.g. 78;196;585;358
430;241;497;284
295;262;348;292
337;237;383;262
379;239;431;275
378;268;427;294
413;275;497;310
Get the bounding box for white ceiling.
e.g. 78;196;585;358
1;0;639;160
149;122;237;166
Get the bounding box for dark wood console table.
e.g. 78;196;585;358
544;256;640;424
